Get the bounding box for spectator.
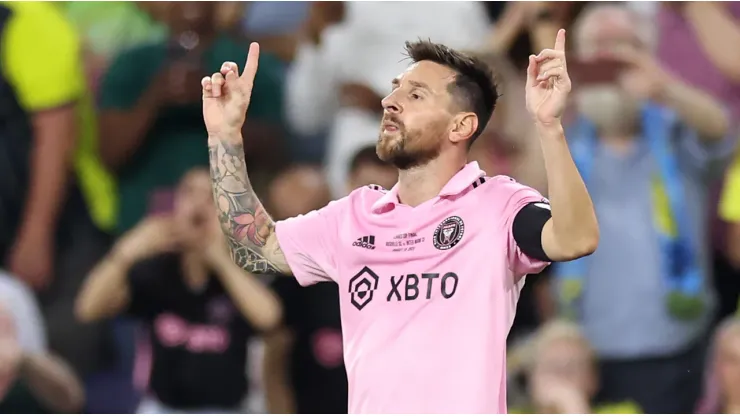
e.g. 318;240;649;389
75;168;281;413
61;1;168;93
555;4;734;413
263;166;347;414
0;272;85;413
663;2;740;324
346;146;398;193
697;316;740;414
484;2;589;72
285;1;490;197
509;320;641;413
98;1;286;234
0;0;116;378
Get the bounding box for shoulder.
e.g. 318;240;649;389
474;175;547;220
478;175;545;201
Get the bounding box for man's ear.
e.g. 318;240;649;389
449;112;478;144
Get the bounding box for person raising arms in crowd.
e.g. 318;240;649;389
75;168;281;413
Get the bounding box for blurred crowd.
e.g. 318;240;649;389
1;0;740;413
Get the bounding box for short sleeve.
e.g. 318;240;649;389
125;259;164;320
274;197;348;286
496;177;552;276
2;3;85;111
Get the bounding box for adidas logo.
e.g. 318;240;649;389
353;235;376;250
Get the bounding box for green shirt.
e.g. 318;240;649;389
99;34;284;233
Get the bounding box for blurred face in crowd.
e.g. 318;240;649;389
532;337;598;398
174;168;218;248
716;322;740;401
378;61;465;169
349;160;398;191
160;1;217;35
573;6;645;135
268;166;331;220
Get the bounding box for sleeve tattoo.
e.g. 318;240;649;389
208;140;290;274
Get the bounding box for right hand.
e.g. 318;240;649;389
201;43;260;139
113;216;178;264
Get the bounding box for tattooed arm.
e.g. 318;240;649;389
208;139;292;275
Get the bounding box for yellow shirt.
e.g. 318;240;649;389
720;155;740;223
1;1;116;231
510;400;643;414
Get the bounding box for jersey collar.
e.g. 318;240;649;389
371;162;485;213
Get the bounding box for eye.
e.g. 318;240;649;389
410;93;421;100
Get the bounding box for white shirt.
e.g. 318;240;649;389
0;271;46;353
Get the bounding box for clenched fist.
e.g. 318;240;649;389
202;43;261;140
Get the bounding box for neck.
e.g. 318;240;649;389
181;251;208;292
397;154;466;207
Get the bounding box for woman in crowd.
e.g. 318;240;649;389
75;168;281;413
510;320;642;414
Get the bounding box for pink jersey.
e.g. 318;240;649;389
275;162;549;413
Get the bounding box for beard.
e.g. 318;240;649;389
376;117;444;170
575;86;641;135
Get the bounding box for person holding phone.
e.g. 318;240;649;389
98;2;287;236
555;3;735;413
76;168;282;413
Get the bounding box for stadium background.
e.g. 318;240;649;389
0;1;739;413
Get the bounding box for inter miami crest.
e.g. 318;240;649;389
433;216;465;250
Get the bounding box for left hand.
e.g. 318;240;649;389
7;228;53;291
526;29;572;126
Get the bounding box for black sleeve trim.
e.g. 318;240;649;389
512;202;553;262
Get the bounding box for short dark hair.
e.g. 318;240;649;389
349;145;389;174
404;40;498;145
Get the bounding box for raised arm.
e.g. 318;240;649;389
525;29;599;261
203;43;291;275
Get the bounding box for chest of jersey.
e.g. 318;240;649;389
335;198;509;321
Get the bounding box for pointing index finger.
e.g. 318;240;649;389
554;28;566;53
241;42;260;84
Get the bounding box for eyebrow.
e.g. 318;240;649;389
390;78;431;92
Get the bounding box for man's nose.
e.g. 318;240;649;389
381;95;401;114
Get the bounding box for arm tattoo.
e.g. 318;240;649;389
208;140;288;274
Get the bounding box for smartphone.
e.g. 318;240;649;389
568;59;627;86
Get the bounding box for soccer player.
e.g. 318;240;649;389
203;29;599;413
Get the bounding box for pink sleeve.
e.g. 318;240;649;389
274;198;347;286
497;177;551;277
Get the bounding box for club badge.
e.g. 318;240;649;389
433;216;465;250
